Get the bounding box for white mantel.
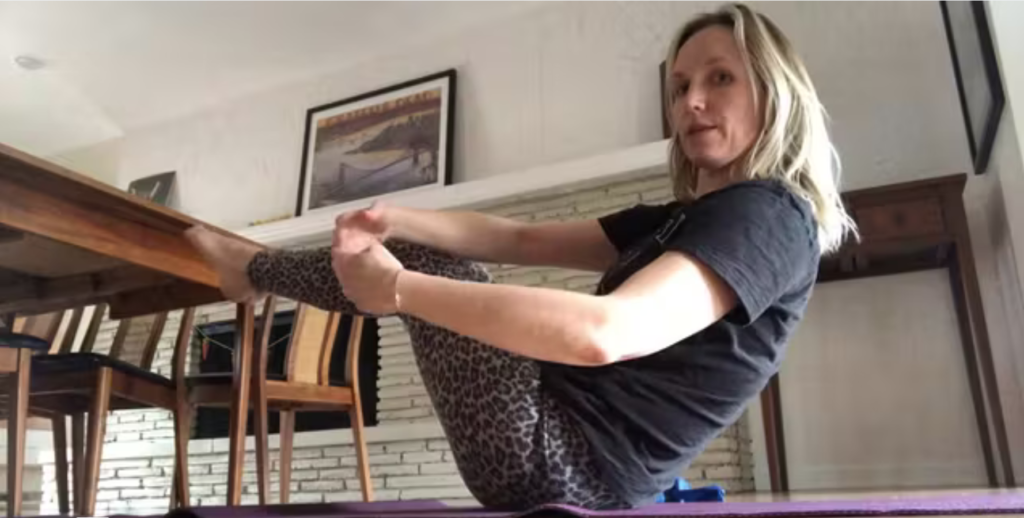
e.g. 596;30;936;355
237;139;670;248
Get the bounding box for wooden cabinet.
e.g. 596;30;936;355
762;173;1016;491
853;197;945;242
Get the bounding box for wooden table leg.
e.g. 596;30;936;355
53;416;71;515
172;306;196;509
252;388;269;505
948;255;998;485
346;316;373;502
948;194;1016;487
760;374;788;493
279;411;293;504
252;297;275;505
7;349;31;517
350;404;373;502
227;303;254;505
71;413;85;512
173;400;192;508
82;368;112;516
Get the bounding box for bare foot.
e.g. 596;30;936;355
185;226;264;303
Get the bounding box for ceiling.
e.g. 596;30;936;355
0;1;543;156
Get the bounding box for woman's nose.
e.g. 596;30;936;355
686;88;706;113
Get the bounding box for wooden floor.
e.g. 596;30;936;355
729;488;1024;517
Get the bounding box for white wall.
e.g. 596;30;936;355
53;2;969;231
56;1;1024;489
781;271;989;490
47;137;122;185
767;2;1024;488
973;121;1024;484
982;0;1024;484
989;3;1023;161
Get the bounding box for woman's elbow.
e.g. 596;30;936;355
562;337;615;367
571;298;671;366
569;305;624;367
580;341;620;366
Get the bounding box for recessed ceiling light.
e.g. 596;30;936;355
13;55;46;71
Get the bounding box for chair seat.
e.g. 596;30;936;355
0;333;52;352
33;353;173;388
187;371;288;383
187;373;355;409
187;371;349;386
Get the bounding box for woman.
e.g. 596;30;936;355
187;3;855;510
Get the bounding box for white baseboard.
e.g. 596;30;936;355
787;463;989;490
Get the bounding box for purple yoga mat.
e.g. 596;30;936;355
149;492;1024;518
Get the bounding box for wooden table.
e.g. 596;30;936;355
760;173;1016;492
0;142;263;511
0;142;242;318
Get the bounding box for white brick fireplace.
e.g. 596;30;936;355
38;140;755;514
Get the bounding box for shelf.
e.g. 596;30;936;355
237;139;671;248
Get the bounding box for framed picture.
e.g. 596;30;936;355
127;171;176;207
296;69;456;216
940;1;1004;175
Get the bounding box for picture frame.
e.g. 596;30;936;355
296;69;456;217
940;1;1004;175
127;171;176;207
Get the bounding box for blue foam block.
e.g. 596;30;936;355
655;478;726;503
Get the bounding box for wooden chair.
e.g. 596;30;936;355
0;311;61;517
1;305;176;516
173;296;373;506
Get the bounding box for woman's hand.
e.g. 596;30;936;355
334;201;391;254
331;241;405;315
331;205;404;314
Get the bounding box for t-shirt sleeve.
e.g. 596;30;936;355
598;203;675;253
664;184;818;325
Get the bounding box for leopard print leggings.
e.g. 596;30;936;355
247;241;631;510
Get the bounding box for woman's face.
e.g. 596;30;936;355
670;26;762;172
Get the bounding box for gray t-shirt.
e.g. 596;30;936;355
540;180;820;506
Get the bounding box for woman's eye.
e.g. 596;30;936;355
712;71;733;85
673;82;689;99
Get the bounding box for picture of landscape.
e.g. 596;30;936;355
297;71;454;215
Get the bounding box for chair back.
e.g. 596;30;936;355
14;311;63;343
342;314;365;388
8;304;170;370
166;298;365;388
285;304;335;385
0;310;63;374
171;306;197;386
283;302;363;387
103;307;169;370
170;300;268;384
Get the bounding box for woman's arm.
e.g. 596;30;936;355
393;249;737;365
395;270;613;365
382;206;618;272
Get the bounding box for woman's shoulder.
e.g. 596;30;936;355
700;178;802;204
684;179;806;217
688;179;819;249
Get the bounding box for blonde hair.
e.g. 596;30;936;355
665;3;856;253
